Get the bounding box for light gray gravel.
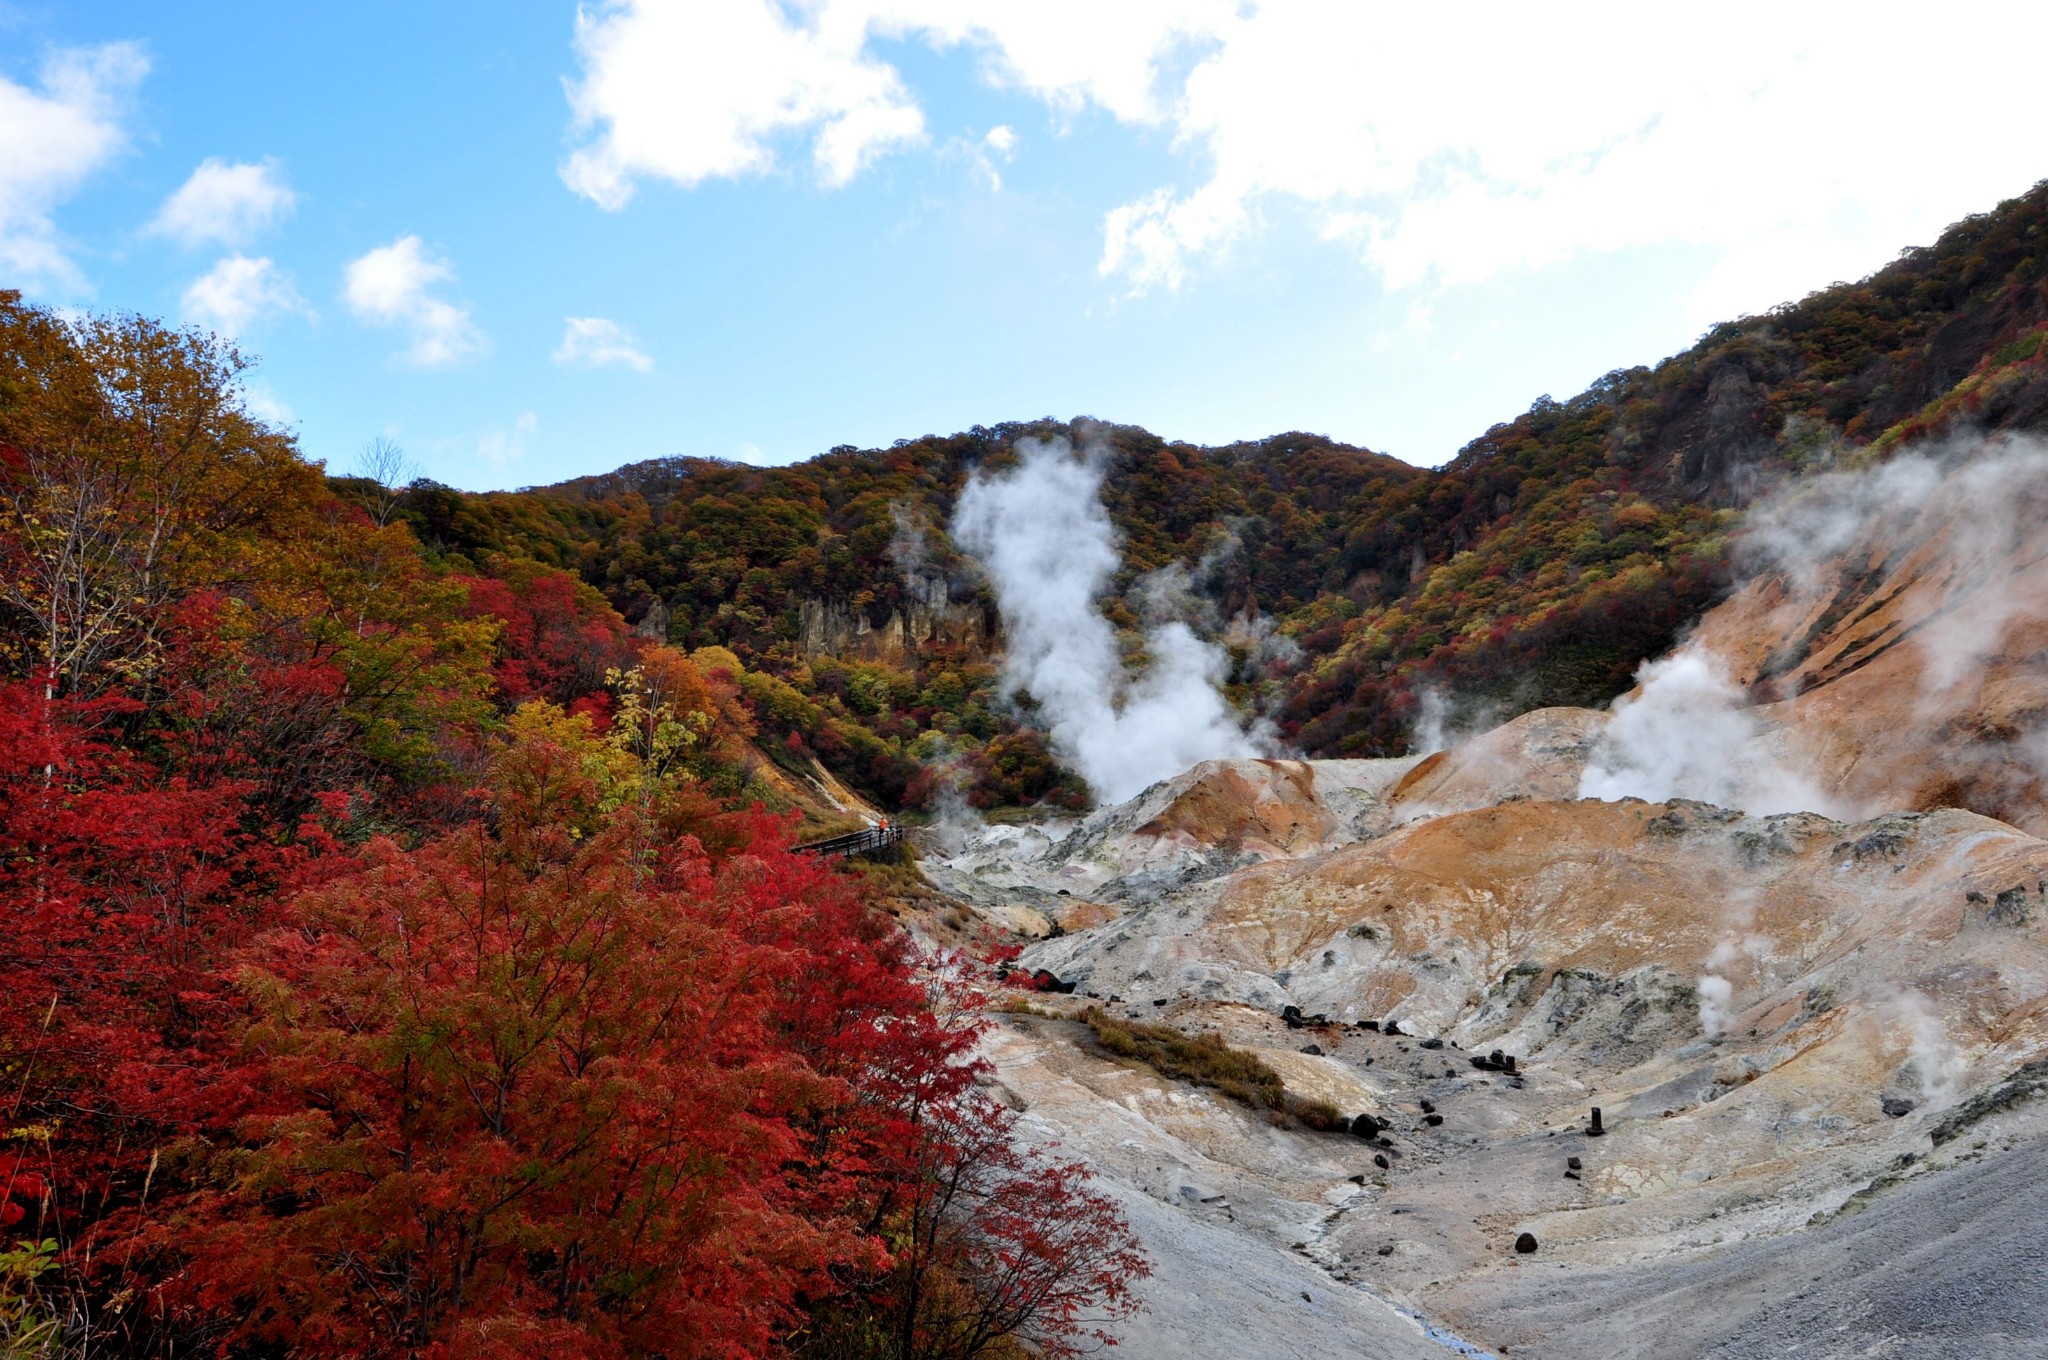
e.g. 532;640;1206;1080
1432;1133;2048;1359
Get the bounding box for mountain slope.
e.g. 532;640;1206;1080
340;180;2048;810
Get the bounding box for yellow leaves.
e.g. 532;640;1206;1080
499;700;639;835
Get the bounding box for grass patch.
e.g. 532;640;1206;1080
1081;1008;1350;1131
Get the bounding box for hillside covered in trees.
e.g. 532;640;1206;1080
0;297;1143;1357
357;180;2048;811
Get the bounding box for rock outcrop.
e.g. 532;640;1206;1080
796;571;991;663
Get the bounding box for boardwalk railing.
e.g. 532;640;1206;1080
791;823;905;862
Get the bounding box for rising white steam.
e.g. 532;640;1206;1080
1893;990;1965;1107
1696;931;1770;1039
1410;688;1454;756
1578;645;1847;815
1742;433;2048;708
1697;974;1734;1039
952;436;1266;804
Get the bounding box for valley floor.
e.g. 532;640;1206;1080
987;1006;2048;1360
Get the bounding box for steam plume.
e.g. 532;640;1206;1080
1584;431;2048;819
1893;990;1965;1107
1578;646;1849;816
952;436;1266;804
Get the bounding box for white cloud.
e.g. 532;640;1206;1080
147;157;297;248
239;380;295;427
561;0;926;206
0;43;148;292
479;411;539;468
968;124;1016;190
553;315;653;372
181;255;309;335
560;2;2048;319
342;235;482;366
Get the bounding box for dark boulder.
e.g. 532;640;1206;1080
1028;968;1076;993
1351;1113;1382;1139
1374;1153;1390;1170
1301;1043;1324;1056
1514;1232;1539;1254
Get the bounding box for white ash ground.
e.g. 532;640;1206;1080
922;752;2048;1358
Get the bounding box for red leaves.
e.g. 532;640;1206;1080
460;563;635;709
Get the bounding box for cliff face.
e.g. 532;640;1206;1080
795;571;991;664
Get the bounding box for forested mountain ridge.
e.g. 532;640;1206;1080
347;178;2048;809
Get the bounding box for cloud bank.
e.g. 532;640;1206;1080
560;1;2048;319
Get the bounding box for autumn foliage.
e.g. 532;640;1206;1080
0;296;1143;1358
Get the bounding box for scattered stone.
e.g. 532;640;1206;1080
1359;1019;1382;1032
1384;1020;1404;1036
1423;1114;1444;1127
1349;1174;1366;1185
1152;998;1169;1006
1301;1043;1324;1056
1514;1232;1539;1254
1567;1156;1582;1170
1419;1099;1436;1113
1564;1171;1580;1180
1374;1154;1390;1170
1351;1113;1382;1139
1377;1243;1395;1256
1420;1037;1444;1050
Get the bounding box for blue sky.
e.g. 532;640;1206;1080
6;2;2046;490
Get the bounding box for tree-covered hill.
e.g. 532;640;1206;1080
343;178;2048;809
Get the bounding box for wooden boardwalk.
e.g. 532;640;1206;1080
791;823;905;862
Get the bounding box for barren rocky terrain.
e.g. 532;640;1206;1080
916;439;2048;1356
